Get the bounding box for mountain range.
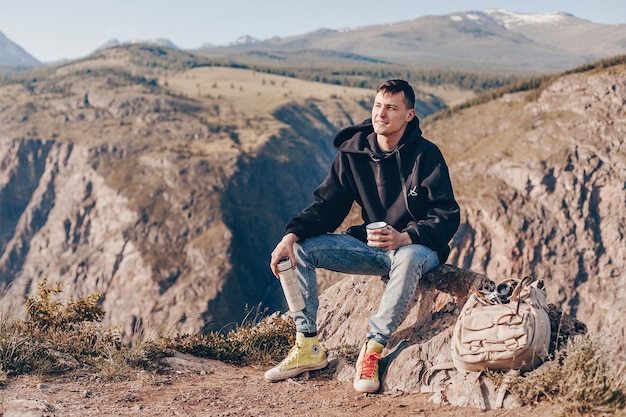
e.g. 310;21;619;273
196;9;626;73
2;9;626;73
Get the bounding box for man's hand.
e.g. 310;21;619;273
366;226;412;250
270;233;299;278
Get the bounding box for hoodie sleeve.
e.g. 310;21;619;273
285;155;355;240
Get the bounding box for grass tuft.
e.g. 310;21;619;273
161;312;295;367
512;334;626;416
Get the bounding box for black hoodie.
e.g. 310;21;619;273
286;117;460;262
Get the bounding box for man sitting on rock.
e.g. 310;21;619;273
265;79;460;393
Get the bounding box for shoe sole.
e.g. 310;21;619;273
353;379;380;393
264;358;329;382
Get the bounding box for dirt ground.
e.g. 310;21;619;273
0;353;563;417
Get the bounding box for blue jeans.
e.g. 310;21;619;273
291;233;439;346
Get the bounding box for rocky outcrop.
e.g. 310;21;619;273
318;265;490;349
316;265;586;409
426;65;626;354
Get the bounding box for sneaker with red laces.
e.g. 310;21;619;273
353;339;384;393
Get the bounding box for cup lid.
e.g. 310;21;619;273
277;257;292;271
366;221;388;230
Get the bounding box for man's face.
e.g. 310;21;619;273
371;91;415;140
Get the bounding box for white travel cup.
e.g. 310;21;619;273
366;221;388;234
277;257;305;312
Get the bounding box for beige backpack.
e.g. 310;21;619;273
450;275;551;372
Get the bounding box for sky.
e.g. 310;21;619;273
1;0;625;63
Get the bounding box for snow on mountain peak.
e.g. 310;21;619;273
483;8;571;28
231;35;260;45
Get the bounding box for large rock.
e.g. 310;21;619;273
318;265;491;349
317;264;586;409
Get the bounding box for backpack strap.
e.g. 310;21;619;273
470;285;497;305
495;275;536;322
457;371;485;408
494;369;520;408
420;362;455;393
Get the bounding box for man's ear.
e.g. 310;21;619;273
407;109;416;121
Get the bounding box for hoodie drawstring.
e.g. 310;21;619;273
368;151;381;162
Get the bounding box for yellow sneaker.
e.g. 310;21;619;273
353;339;384;393
264;332;328;382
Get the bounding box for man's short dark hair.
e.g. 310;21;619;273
377;79;415;110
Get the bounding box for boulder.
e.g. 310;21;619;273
316;264;586;409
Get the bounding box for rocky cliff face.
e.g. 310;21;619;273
427;64;626;352
0;46;370;337
0;105;239;337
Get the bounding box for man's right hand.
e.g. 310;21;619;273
270;233;299;278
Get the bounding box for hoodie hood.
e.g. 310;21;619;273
333;117;423;158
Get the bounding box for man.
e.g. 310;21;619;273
265;79;460;393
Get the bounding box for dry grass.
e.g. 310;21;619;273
163;66;371;116
512;334;626;416
0;279;151;379
0;281;297;378
2;280;624;416
160;310;296;367
161;65;372;153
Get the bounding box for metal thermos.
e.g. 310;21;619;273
277;257;305;312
